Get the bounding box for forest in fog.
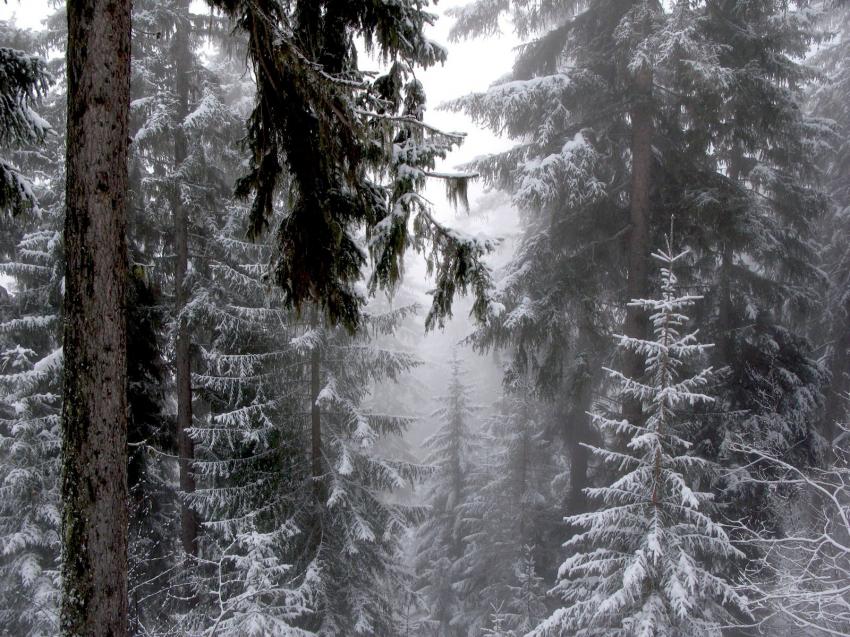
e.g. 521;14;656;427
1;0;849;635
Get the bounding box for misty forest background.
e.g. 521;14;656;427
1;0;850;635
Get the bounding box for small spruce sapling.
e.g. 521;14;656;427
533;232;749;636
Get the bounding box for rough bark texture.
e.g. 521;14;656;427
62;0;131;634
623;63;653;424
172;1;199;559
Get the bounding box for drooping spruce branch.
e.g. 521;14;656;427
205;0;493;331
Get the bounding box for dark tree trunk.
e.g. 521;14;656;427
563;321;598;519
172;0;199;559
565;382;594;514
62;0;131;633
623;63;653;424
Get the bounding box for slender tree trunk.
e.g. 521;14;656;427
563;326;597;518
623;62;653;423
310;310;324;503
567;436;591;507
718;243;734;363
172;0;199;559
719;151;744;367
824;301;850;448
62;0;131;633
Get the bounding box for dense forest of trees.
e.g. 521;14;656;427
0;0;848;634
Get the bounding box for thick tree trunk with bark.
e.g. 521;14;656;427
623;63;653;424
172;0;199;559
62;0;131;633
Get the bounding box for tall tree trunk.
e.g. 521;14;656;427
623;62;653;423
824;300;850;448
311;310;324;504
564;355;594;515
62;0;131;633
718;243;734;363
719;150;744;367
565;309;599;516
172;0;198;559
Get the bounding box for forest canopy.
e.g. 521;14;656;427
0;0;848;635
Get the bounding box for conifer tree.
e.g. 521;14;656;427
458;383;558;633
127;0;243;581
505;544;547;634
447;0;720;510
0;199;63;637
298;311;428;636
0;19;63;637
533;238;748;636
682;0;830;525
415;353;481;637
0;21;50;216
180;197;312;634
450;0;829;523
187;297;428;634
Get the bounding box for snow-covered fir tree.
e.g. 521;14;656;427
0;20;50;216
0;21;63;635
188;300;429;635
126;2;252;627
533;238;748;636
299;309;428;636
457;381;558;634
686;0;832;534
494;544;548;636
0;203;63;637
513;544;548;630
186;233;313;636
415;353;482;637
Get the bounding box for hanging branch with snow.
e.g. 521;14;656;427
204;0;494;332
